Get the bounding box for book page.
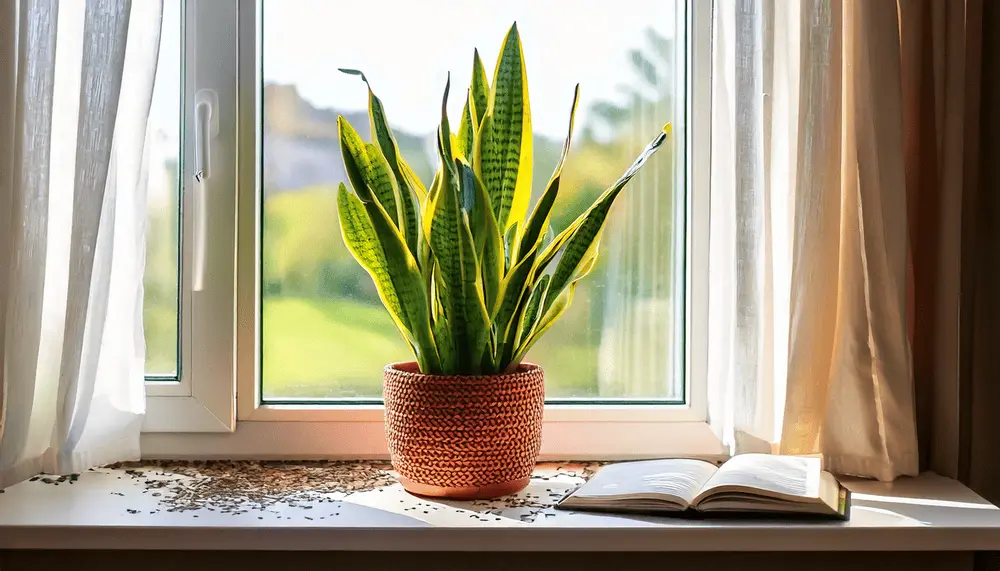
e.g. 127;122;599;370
565;459;719;508
693;454;822;505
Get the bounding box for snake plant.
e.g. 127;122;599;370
337;23;670;375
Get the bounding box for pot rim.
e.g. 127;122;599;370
384;361;542;379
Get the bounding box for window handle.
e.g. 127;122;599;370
192;89;218;292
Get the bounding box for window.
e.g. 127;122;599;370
144;0;182;380
260;1;685;403
143;0;238;433
141;0;717;458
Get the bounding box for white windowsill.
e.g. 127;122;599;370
1;464;1000;552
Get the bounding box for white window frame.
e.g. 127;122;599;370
144;0;238;434
141;0;723;460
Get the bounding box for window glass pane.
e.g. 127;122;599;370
144;1;182;377
261;0;684;400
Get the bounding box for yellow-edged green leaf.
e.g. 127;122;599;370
476;23;532;231
427;77;490;372
420;168;442;276
473;113;494;208
423;169;442;230
340;68;422;258
337;183;440;372
445;165;492;369
542;125;671;311
511;280;576;367
459;161;503;314
503;221;519;272
471;49;490;128
458;159;476;215
531;216;583;281
515;274;549;348
516;251;596;368
401;158;427;202
430;264;458;373
338;116;376;204
338;116;402;228
397;182;421;259
518;85;579;262
493;246;537;364
338;185;406;334
364;141;401;218
427;158;477;371
459;209;491;365
456;90;476;162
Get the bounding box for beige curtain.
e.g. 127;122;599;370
709;0;980;481
779;0;917;480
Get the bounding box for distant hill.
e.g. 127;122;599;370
263;84;436;193
262;83;563;204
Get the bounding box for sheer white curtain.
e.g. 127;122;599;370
708;0;919;480
0;0;162;488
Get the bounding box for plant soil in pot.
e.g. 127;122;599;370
383;362;544;498
334;23;670;499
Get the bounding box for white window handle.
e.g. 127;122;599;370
192;89;218;292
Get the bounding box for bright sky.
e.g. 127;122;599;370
149;0;680;148
149;1;182;153
262;0;679;138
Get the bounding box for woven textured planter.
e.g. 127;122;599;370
383;361;545;499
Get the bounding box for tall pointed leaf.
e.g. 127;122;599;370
420;168;442;278
364;141;400;216
430;265;458;373
518;85;579;262
459;161;503;314
400;158;427;201
458;209;491;366
511;281;576;367
337;184;440;372
471;49;490;128
456;90;476;162
541;125;671;310
503;221;519;272
533;215;583;279
516;274;549;348
475;23;533;231
493;247;537;363
427;77;490;371
423;170;442;231
339;68;421;258
396;184;421;260
338;185;405;335
338;116;401;227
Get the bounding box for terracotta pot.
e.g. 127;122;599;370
382;361;545;499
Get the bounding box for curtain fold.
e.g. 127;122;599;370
708;0;963;480
0;0;162;488
0;0;16;455
708;0;784;456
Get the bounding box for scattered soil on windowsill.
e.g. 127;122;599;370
64;460;606;521
104;460;396;514
463;462;604;522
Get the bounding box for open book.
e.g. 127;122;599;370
557;454;850;519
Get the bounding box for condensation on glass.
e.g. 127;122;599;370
260;0;686;401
